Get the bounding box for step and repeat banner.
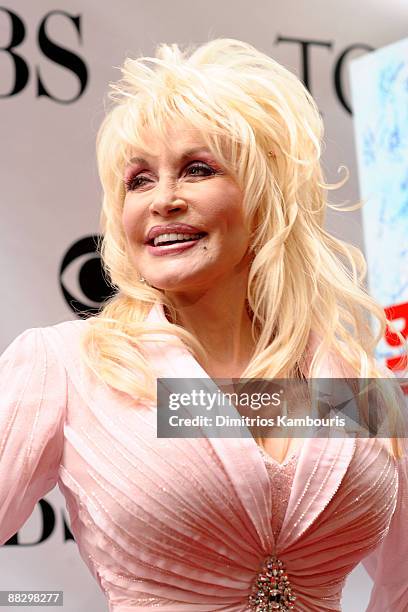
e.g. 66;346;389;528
1;1;407;610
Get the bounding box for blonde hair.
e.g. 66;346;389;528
81;38;408;457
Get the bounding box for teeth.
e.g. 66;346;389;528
153;232;203;246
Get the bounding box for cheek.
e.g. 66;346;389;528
217;190;247;236
206;184;244;224
121;201;138;241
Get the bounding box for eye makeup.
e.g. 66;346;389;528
123;157;223;192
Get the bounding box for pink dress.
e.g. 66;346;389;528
0;302;407;611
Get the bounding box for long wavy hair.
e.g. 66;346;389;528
80;38;407;457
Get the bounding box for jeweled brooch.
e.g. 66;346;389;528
248;555;297;611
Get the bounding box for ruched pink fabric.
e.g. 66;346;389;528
0;303;407;611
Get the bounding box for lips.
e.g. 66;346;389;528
145;223;206;244
146;234;206;257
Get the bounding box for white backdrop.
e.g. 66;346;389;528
1;1;408;610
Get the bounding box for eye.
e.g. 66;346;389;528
185;161;217;177
124;174;152;192
124;161;218;192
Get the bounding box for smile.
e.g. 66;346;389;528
146;233;207;256
151;232;206;247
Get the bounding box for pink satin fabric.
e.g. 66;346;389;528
0;303;407;611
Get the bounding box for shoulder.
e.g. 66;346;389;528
303;331;358;378
41;317;107;393
42;316;91;336
38;317;95;371
40;317;90;345
2;317;109;401
2;318;92;375
0;321;88;405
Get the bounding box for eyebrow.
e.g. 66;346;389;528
128;146;212;166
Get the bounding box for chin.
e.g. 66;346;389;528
148;278;194;291
146;271;211;293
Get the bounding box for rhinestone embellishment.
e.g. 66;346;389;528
249;555;297;611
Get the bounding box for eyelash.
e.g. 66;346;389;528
124;162;218;192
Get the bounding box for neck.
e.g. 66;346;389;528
165;276;256;377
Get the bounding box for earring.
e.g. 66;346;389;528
140;276;146;283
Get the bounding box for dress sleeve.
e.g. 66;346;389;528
362;372;408;611
363;453;408;611
0;327;67;545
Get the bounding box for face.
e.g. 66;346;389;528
122;123;252;294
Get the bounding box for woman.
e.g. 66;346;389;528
0;39;407;611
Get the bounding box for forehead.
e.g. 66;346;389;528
132;121;209;157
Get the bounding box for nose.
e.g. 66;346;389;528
149;180;188;217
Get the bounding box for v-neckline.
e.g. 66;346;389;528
145;302;356;551
257;444;302;468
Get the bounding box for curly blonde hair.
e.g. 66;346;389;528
80;38;407;457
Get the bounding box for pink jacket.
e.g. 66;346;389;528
0;303;407;611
